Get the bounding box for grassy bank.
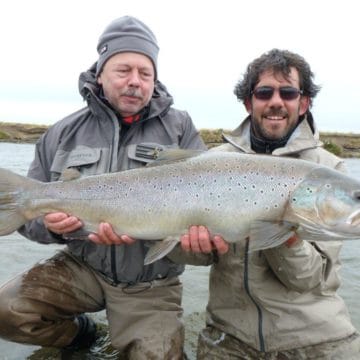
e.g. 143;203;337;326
0;122;48;143
1;122;360;158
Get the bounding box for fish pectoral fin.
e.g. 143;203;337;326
249;220;298;252
144;236;180;265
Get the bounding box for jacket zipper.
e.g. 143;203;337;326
106;107;120;284
109;121;143;283
244;238;265;351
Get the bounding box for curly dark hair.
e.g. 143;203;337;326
234;49;321;107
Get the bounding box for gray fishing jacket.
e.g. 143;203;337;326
169;114;357;351
18;63;206;285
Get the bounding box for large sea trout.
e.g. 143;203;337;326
1;150;360;264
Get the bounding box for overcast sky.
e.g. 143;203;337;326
0;0;359;133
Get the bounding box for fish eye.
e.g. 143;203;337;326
354;191;360;200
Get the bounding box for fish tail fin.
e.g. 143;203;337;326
0;168;38;235
144;236;180;265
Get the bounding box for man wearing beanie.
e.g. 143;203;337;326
0;16;205;359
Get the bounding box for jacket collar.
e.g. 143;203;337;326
223;112;323;156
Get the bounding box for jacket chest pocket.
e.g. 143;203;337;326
50;145;102;181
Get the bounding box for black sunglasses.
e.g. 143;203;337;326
252;86;303;101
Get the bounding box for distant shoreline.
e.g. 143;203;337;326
0;122;48;144
1;121;360;158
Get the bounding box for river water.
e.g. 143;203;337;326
0;142;359;360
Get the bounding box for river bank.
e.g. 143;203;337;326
1;122;360;157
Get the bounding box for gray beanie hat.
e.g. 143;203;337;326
96;16;159;78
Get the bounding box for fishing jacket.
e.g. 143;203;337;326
18;63;206;285
170;114;357;351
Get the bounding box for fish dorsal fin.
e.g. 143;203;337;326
147;149;205;167
59;168;82;181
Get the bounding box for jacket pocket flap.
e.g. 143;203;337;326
50;146;101;173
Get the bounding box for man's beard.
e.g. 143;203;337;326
251;110;295;142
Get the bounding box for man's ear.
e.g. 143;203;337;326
299;96;310;116
244;98;252;114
